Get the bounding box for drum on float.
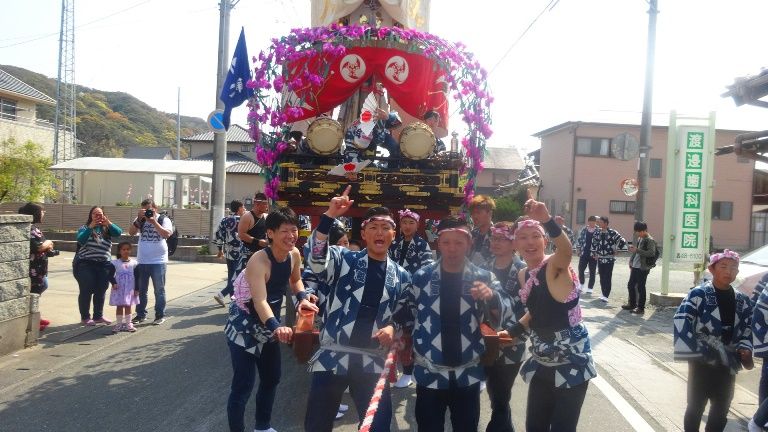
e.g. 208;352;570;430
399;121;436;160
306;118;343;155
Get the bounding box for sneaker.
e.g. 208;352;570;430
583;288;593;294
39;322;49;332
40;319;51;326
213;293;226;307
112;324;124;334
84;319;96;326
152;317;166;325
124;322;137;332
335;410;345;420
94;317;112;325
621;304;635;310
748;418;762;432
480;381;487;391
254;428;278;432
630;308;645;315
394;374;413;388
598;296;609;303
131;316;146;324
338;404;349;413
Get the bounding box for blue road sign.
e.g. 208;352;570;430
207;110;226;132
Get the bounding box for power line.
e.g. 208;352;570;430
0;0;154;49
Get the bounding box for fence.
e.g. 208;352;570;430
0;203;212;237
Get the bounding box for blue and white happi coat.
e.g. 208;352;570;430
306;230;411;375
753;283;768;358
388;234;433;276
673;281;753;374
483;256;528;365
391;259;514;389
518;261;597;388
590;228;626;264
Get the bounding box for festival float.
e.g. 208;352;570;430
247;0;493;236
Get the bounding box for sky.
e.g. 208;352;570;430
2;0;767;154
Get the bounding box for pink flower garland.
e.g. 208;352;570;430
246;25;493;202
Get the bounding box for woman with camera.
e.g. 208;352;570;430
18;202;55;332
73;206;123;326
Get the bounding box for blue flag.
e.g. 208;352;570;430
219;28;255;130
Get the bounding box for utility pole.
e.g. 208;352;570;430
635;0;658;223
177;87;181;160
210;0;237;247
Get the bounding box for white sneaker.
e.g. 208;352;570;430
598;296;609;302
394;374;413;388
254;428;277;432
335;411;344;420
213;293;226;307
338;404;349;412
583;288;593;294
480;381;487;391
748;419;762;432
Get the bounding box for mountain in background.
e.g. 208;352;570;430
1;65;208;158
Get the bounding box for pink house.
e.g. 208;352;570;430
534;121;754;251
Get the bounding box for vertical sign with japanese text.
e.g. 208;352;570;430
673;127;710;263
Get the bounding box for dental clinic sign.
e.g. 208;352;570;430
672;127;712;263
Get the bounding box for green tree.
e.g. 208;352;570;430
0;138;59;203
493;189;526;222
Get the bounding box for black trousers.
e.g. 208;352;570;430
577;255;596;289
484;360;522;432
684;361;734;432
626;267;650;308
415;381;480;432
73;260;111;320
597;261;615;298
525;368;589;432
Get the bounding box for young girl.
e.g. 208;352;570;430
674;249;753;432
389;208;434;388
109;242;139;333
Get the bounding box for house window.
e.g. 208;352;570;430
162;179;176;208
492;172;510;186
576;199;587;224
0;98;17;120
650;158;662;178
576;137;610;156
609;200;635;214
712;201;733;220
241;144;252;152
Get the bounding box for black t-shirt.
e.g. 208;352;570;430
349;257;387;348
440;270;464;367
715;286;736;344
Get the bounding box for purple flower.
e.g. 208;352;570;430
273;76;284;92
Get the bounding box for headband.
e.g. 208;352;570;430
398;209;420;222
438;227;472;240
516;219;546;235
361;215;396;229
490;225;515;241
709;249;740;266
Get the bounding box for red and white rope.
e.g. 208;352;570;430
359;341;401;432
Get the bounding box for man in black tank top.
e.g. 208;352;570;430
235;193;269;277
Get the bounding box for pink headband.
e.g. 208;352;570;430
490;226;515;241
438;227;472;239
516;219;546;235
361;215;396;229
398;209;420;222
709;249;740;266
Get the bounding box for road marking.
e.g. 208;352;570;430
591;375;657;432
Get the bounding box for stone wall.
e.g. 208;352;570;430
0;214;38;356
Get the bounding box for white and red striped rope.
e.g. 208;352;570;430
359;340;402;432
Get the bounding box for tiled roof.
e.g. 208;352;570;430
124;146;173;159
0;69;56;105
181;124;254;143
186;151;261;174
483;147;525;170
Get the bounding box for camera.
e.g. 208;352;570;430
45;250;60;257
144;208;154;218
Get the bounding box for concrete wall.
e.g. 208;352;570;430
538;123;754;250
0;214;38;356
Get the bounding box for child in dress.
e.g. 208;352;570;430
109;241;139;333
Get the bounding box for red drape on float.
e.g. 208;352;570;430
285;46;449;128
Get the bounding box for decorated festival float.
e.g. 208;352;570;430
248;0;492;237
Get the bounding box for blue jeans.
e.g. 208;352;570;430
227;339;281;432
135;263;166;319
221;258;237;297
73;260;111;320
304;363;392;431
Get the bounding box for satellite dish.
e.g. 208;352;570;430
611;133;640;161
